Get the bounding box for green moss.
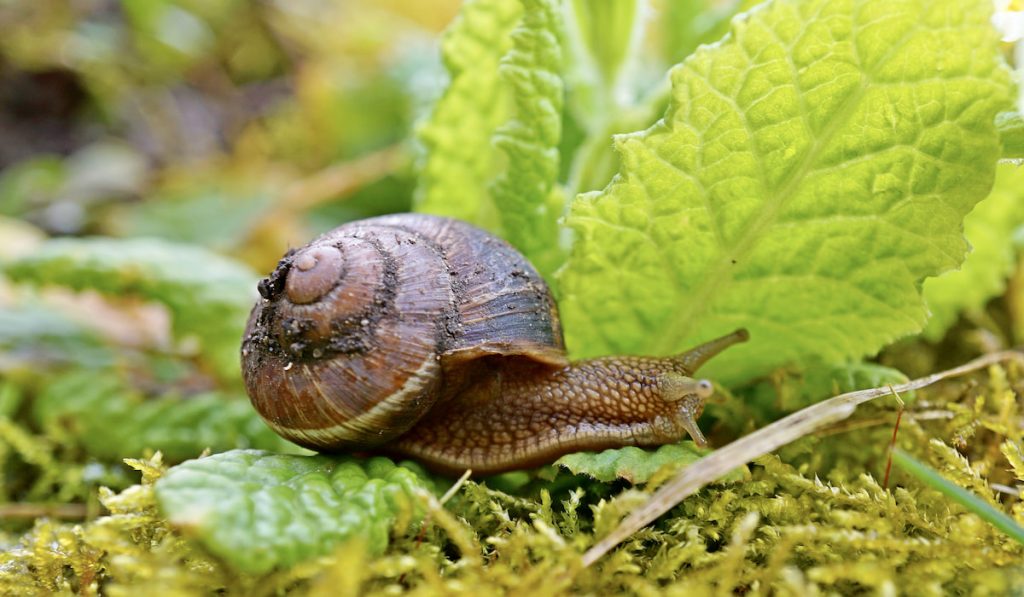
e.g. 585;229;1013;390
2;365;1024;594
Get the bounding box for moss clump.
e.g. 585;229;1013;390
1;366;1023;594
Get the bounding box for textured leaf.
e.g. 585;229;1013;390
414;0;521;229
555;441;748;484
923;164;1024;339
32;371;293;461
3;237;257;382
490;0;567;275
154;450;434;574
557;0;1011;383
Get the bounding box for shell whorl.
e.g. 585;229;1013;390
241;214;567;451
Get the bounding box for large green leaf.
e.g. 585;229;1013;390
3;237;257;382
557;0;1011;383
154;450;434;574
414;0;521;229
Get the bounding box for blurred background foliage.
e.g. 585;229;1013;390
0;0;461;262
0;0;748;526
0;0;743;267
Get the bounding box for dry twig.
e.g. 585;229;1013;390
252;144;407;231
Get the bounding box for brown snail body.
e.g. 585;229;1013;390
242;214;747;475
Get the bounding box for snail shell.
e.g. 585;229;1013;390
242;214;567;450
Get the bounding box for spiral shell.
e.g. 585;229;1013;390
241;214;567;451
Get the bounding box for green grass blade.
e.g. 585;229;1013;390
892;449;1024;546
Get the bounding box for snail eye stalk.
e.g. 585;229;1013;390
673;328;749;374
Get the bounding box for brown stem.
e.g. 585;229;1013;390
281;144;407;212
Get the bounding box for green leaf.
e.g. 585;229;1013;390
557;0;1012;383
33;371;293;461
3;237;257;382
0;156;65;217
109;185;273;251
749;361;910;413
555;441;748;484
568;0;642;89
0;305;111;373
154;450;435;574
923;164;1024;339
998;111;1024;160
414;0;521;229
490;0;567;275
0;382;23;418
663;0;749;64
122;0;215;78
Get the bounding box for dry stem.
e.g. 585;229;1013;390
581;350;1024;567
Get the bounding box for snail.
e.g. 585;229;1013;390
241;214;747;475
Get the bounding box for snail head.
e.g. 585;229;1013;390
658;328;749;446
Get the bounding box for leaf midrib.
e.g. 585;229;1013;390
651;8;926;354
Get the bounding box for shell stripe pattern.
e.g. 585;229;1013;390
286;355;440;448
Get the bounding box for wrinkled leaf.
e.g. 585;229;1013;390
558;0;1012;383
555;441;748;484
154;450;435;574
415;0;521;229
490;0;567;275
